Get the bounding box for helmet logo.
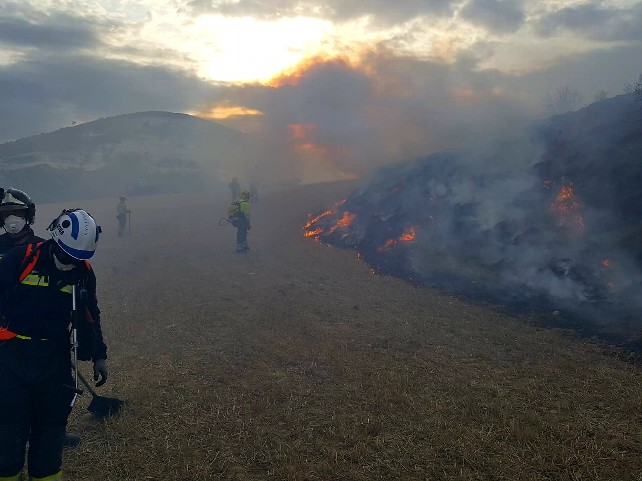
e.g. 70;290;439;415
68;212;80;239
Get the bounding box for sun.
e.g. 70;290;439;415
191;15;333;83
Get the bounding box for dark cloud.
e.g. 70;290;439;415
534;3;642;42
0;53;213;142
0;15;101;50
183;0;457;25
459;0;526;34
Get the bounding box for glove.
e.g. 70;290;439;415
93;359;108;387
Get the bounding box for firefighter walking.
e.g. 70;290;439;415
228;190;252;252
117;195;131;237
0;209;108;481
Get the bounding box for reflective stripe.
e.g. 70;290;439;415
30;471;62;481
20;274;49;286
19;274;72;293
14;334;48;341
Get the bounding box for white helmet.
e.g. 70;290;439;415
47;209;101;260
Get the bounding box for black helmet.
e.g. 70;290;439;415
0;188;36;225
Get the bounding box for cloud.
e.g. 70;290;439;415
184;0;458;25
0;15;101;50
0;53;213;142
534;3;642;42
459;0;526;34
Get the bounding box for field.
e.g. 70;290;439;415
34;182;641;480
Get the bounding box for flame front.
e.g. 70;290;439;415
303;199;350;239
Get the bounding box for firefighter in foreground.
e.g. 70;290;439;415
0;209;108;481
0;188;43;259
228;190;252;252
0;188;82;449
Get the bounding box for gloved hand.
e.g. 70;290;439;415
93;359;108;387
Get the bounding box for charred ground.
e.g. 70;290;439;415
29;183;642;480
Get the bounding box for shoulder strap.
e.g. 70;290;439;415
18;242;43;282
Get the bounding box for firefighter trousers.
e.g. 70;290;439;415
0;339;73;480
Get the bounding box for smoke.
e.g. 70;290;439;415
304;92;642;346
195;46;538;184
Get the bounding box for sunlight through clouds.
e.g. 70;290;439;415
191;15;332;82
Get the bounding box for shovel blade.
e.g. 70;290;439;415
87;395;125;419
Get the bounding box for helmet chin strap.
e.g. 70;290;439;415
53;252;77;271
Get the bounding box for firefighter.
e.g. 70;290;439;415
0;188;43;259
0;188;82;449
116;195;130;237
229;190;252;252
0;209;108;481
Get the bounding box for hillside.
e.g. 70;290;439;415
0;112;257;202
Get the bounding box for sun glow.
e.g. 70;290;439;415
192;16;332;82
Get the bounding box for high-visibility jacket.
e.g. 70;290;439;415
0;240;107;360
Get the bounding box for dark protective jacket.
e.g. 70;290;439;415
0;240;107;360
0;228;44;259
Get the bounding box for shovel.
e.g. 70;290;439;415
74;368;125;419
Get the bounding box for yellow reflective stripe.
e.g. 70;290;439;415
20;274;48;286
15;334;31;340
30;472;62;481
19;275;72;294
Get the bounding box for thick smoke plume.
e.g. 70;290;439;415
305;93;642;349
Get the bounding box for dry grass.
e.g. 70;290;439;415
33;182;641;480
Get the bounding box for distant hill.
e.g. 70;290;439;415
0;112;258;203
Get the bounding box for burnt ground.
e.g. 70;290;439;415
33;182;641;480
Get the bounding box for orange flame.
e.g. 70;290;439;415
303;198;351;238
304;228;323;238
305;210;333;229
328;212;356;234
376;226;417;252
551;182;584;233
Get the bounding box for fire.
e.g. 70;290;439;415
602;259;611;268
551;181;584;233
303;199;351;238
305;210;333;229
328;212;356;234
376;226;417;252
304;228;323;238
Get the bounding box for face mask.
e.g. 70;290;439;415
53;253;77;271
4;215;27;234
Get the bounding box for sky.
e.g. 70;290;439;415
1;0;641;182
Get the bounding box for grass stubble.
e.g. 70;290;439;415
41;182;641;481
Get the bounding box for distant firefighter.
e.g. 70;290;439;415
116;195;131;237
227;190;252;252
228;177;240;200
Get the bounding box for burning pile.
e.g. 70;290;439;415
304;94;642;348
